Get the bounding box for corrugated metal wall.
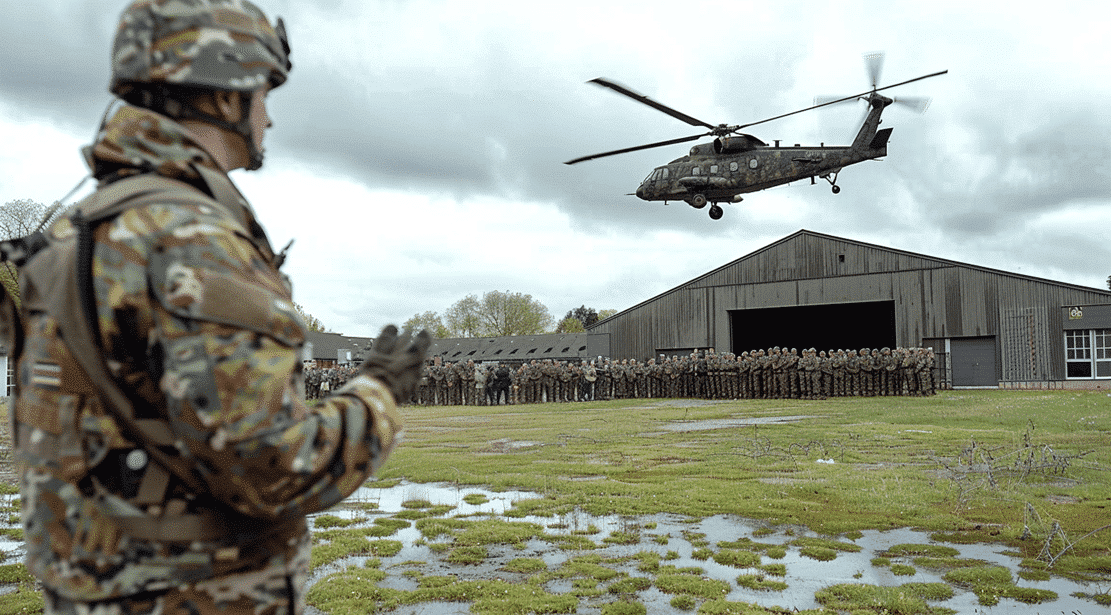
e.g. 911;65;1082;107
590;231;1111;380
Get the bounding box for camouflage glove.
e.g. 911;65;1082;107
362;325;431;401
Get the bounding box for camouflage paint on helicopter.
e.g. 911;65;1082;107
567;53;946;220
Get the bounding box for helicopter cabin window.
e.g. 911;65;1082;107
730;161;738;172
692;166;701;176
749;158;758;169
709;165;718;174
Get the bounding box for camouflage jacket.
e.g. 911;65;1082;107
15;104;401;602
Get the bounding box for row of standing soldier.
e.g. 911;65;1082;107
394;346;936;405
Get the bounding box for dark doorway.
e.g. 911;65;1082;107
730;301;897;353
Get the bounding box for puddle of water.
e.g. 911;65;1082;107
0;482;1100;614
644;415;818;435
308;481;1105;615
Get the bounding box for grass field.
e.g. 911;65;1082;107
1;390;1109;614
384;390;1111;553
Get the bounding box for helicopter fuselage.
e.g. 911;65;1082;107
636;92;894;218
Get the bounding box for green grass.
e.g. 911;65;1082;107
380;392;1110;554
7;391;1111;614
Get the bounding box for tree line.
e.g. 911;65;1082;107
404;291;615;339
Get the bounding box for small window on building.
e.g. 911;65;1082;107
578;346;587;351
494;349;503;355
467;350;476;356
509;349;518;354
527;348;536;354
544;347;553;353
838;254;845;263
561;347;570;353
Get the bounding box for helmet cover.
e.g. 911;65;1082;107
110;0;291;96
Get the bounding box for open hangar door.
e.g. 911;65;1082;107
730;300;897;353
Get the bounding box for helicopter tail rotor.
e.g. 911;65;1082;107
892;95;932;114
864;51;884;89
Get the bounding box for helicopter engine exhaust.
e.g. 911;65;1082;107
713;135;765;155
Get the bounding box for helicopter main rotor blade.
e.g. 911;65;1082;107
564;133;706;165
588;78;718;130
736;69;948;131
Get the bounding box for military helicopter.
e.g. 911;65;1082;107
566;54;947;220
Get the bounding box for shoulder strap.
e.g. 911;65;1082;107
21;174;215;496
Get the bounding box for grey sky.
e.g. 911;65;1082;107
1;0;1109;336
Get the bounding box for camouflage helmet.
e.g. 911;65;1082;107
110;0;291;97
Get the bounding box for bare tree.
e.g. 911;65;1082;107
0;198;60;305
292;302;330;333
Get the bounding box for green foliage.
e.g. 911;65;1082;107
798;546;837;561
447;546;488;565
712;549;761;568
0;565;34;586
608;576;651;594
440;290;554;337
669;595;695;610
307;569;578;615
881;544;960;558
554;316;586;334
0;584;44;615
311;536;402;569
402;310;451;338
943;565;1057;605
735;573;788;591
815;582;954;614
313;514;365;528
759;563;786;576
502;557;547;574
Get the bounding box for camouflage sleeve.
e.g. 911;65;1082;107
95;200;400;520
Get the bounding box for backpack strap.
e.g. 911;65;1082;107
21;174;224;500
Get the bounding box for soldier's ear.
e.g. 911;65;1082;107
212;91;245;122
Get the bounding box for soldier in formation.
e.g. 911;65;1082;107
405;346;935;406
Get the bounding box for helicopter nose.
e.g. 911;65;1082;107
635;184;647;200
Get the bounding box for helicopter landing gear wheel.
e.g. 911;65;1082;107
690;194;707;209
831;185;841;194
708;205;724;220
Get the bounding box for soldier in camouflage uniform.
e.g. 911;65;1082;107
13;3;430;615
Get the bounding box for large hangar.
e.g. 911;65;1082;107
588;230;1111;388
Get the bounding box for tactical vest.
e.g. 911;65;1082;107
3;167;285;544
